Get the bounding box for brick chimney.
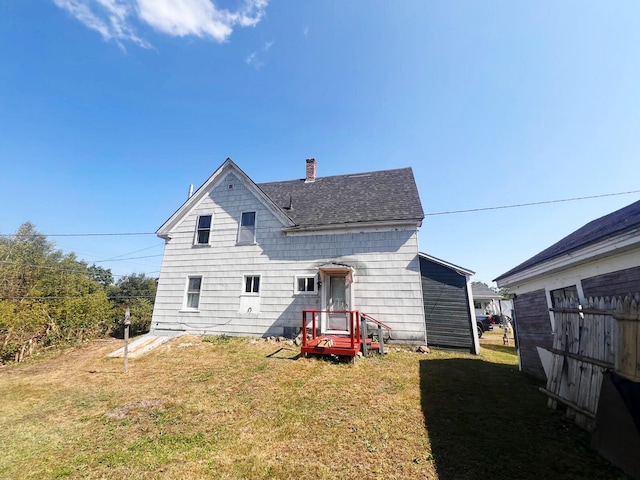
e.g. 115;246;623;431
305;158;316;183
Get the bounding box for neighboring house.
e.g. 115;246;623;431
471;283;502;316
494;199;640;379
151;158;427;343
418;253;479;353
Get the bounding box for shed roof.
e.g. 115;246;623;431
258;167;424;228
471;283;501;300
494;198;640;282
418;252;475;276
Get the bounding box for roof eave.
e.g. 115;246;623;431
495;227;640;287
283;218;423;234
418;252;475;276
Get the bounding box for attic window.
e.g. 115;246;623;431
237;211;256;244
195;215;212;245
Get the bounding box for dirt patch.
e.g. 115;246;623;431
106;398;164;419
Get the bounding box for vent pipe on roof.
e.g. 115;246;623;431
305;158;316;183
188;184;194;198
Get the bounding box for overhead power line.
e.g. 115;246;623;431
0;232;156;238
1;189;638;239
0;295;157;301
424;189;640;216
92;254;163;263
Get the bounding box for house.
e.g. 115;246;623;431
494;198;640;379
418;253;479;353
150;158;427;343
470;283;502;316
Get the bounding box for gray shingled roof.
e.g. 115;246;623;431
495;198;640;281
257;167;424;228
471;283;501;299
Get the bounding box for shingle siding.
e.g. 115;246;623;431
419;256;473;350
513;289;551;379
581;266;640;299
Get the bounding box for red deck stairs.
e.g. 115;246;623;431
300;310;392;358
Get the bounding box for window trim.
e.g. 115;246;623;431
194;214;213;246
182;275;203;311
294;275;317;295
237;211;257;245
242;275;261;295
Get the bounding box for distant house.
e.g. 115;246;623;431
418;253;479;353
471;283;502;316
494;199;640;379
151;158;428;343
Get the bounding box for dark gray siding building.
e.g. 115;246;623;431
419;253;477;353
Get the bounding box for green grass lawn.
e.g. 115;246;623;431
0;332;627;479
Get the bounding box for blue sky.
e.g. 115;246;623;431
2;1;640;285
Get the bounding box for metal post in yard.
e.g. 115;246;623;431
361;316;368;357
123;307;131;373
378;324;384;354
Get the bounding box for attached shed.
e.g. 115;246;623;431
419;253;479;354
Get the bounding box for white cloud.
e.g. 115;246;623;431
53;0;269;47
245;40;273;69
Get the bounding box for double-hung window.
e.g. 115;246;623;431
244;275;260;294
185;276;202;310
295;276;316;295
195;215;212;245
237;212;256;244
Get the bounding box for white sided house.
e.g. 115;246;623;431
151;158;427;343
495;199;640;379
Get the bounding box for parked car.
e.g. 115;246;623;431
476;315;493;338
488;314;511;326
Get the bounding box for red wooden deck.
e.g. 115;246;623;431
300;335;380;357
300;309;388;358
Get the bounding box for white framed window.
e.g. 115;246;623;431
237;211;256;244
243;275;260;294
195;215;212;245
295;276;317;295
184;276;202;310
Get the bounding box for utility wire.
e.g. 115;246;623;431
0;261;159;279
0;232;156;237
92;254;163;263
424;190;640;216
0;295;156;301
2;189;638;238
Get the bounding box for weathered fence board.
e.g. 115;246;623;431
545;297;611;431
544;293;640;432
614;293;640;381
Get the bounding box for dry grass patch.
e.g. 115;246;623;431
0;334;627;479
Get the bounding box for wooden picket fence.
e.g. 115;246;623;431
544;294;640;432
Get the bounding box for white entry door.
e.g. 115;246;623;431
324;274;350;334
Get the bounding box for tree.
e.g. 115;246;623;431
0;222;113;362
88;264;114;287
109;273;158;335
